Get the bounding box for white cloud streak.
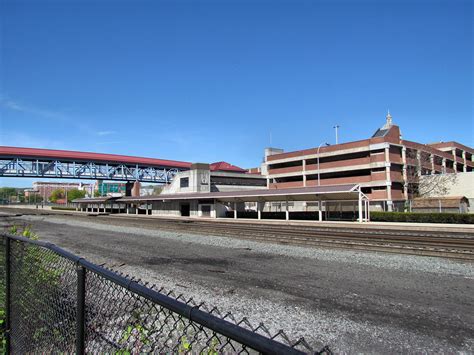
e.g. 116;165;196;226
96;130;117;136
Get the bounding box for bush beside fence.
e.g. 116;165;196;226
370;211;474;224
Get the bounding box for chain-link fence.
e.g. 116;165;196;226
0;233;330;354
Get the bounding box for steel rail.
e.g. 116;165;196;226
96;216;474;260
3;209;474;260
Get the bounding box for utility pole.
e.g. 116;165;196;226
333;125;340;145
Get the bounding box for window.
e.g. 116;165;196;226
180;177;189;188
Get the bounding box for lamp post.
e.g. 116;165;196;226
333;125;340;144
317;143;330;186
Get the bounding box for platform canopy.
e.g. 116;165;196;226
117;184;367;203
72;196;120;204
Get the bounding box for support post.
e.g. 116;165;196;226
358;190;363;223
318;197;322;222
234;202;237;219
285;200;289;221
76;266;86;355
127;205;130;214
367;200;370;221
5;237;11;354
257;201;262;220
135;204;139;215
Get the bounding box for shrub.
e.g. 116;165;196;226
370;211;474;224
51;206;76;211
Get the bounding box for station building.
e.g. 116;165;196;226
74;161;370;221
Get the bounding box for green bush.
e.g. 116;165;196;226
1;226;72;352
370;211;474;224
51;206;76;211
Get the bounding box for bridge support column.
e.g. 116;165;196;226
132;181;141;197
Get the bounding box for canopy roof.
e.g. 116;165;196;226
112;184;366;203
72;196;120;203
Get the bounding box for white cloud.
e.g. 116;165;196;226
0;97;67;121
0;131;67;149
96;130;117;136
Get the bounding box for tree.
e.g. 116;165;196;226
0;187;25;203
66;189;86;202
405;148;457;199
418;173;457;198
153;185;163;195
49;189;65;203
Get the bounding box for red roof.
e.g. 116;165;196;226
210;161;247;173
0;146;192;169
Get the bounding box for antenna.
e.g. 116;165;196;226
333;125;340;144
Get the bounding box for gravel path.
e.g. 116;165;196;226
2;211;473;353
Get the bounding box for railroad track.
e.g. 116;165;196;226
101;215;474;260
3;209;474;260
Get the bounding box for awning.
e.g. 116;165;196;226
72;196;121;203
116;184;368;203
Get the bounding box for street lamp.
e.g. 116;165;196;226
333;125;340;144
317;142;330;186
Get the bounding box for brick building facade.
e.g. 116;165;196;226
262;113;473;211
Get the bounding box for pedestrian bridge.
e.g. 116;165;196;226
0;146;192;183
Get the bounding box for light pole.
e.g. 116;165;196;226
317;142;330;186
333;125;340;144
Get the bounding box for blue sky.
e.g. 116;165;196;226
0;0;472;187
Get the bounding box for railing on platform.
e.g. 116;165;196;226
0;233;330;354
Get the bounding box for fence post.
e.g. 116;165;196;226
5;237;11;354
76;266;86;354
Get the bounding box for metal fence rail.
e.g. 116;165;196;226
0;233;329;354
